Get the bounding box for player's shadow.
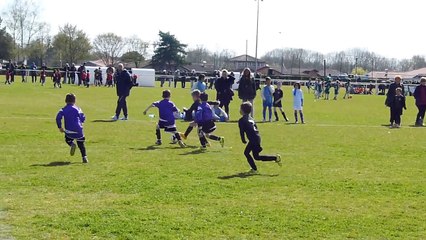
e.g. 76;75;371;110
218;172;279;180
179;149;211;155
31;161;77;167
92;120;117;123
131;145;198;151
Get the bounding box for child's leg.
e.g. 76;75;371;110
262;106;266;121
76;138;87;157
274;107;279;121
183;121;196;138
205;133;221;141
198;128;208;147
299;110;305;123
396;114;401;125
244;144;257;171
65;136;74;146
268;106;272;121
156;125;162;141
294;110;298;122
252;150;277;162
280;108;288;121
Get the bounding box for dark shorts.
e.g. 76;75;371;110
199;121;216;134
248;141;263;154
273;101;282;108
158;121;177;133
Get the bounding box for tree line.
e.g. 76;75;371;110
1;0;426;73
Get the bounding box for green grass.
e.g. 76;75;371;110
0;78;425;239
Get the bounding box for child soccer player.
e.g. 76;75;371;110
195;93;225;150
143;90;185;147
343;80;351;99
261;77;274;122
191;74;207;93
106;72;113;87
293;82;305;124
85;70;90;88
180;90;201;140
333;80;340;100
273;81;289;122
53;69;62;88
210;101;229;122
40;69;46;86
390;87;407;128
5;69;11;85
324;79;331;100
56;93;88;163
238;102;281;174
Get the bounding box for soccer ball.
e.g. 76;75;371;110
171;135;178;144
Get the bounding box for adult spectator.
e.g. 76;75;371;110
63;63;69;84
174;70;180;88
238;68;257;117
77;63;86;86
7;60;16;82
69;63;77;84
30;62;37;83
215;69;235;116
414;77;426;126
20;63;27;83
112;64;133;121
385;76;404;126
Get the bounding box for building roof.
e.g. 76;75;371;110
367;68;426;79
228;55;265;63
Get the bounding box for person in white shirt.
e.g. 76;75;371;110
293;82;305;124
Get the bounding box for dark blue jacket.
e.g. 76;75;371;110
115;70;133;97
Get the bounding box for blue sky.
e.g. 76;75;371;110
0;0;425;59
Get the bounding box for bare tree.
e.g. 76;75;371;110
93;33;126;66
125;35;148;56
52;24;92;64
3;0;46;60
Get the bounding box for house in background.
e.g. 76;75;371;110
226;55;266;72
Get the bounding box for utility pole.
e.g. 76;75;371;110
254;0;263;76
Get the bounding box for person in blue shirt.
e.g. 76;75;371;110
192;74;207;93
195;93;225;150
261;77;274;122
56;93;88;163
144;90;186;147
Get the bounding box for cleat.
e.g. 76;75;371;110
120;116;128;121
111;115;119;121
179;132;187;140
155;140;162;145
200;146;207;151
247;169;259;175
219;137;225;148
82;156;89;164
276;154;282;167
70;143;76;156
178;140;186;148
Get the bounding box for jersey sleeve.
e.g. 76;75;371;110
78;108;86;123
56;109;64;129
238;119;246;143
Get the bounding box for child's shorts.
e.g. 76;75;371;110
158;121;177;133
263;101;273;108
199;121;216;134
273;101;282;108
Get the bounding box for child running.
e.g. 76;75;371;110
195;93;225;150
56;93;88;163
181;90;201;139
238;102;281;174
273;81;289;122
390;87;407;128
261;77;274;122
293;82;305;124
143;90;186;147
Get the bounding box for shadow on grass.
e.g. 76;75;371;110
179;149;207;155
131;145;198;151
31;161;78;167
92;119;117;123
218;172;279;180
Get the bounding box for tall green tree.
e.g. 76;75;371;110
93;33;126;66
52;24;91;64
151;31;187;70
0;17;14;60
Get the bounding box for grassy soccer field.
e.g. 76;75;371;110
0;78;425;239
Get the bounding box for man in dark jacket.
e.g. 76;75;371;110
238;68;257;117
414;77;426;126
385;76;404;126
112;64;133;121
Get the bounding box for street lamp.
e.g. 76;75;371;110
254;0;263;77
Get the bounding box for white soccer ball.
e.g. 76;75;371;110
171;135;178;144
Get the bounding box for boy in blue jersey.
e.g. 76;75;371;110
195;93;225;150
144;90;186;147
56;93;88;163
261;77;274;122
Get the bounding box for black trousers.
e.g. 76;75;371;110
31;74;37;83
65;136;86;157
416;105;426;123
244;142;276;171
115;96;128;117
390;108;402;125
219;101;230;116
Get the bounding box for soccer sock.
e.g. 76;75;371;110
282;111;288;120
300;112;305;122
199;136;208;147
184;126;193;137
274;111;279;121
262;108;266;120
174;132;182;141
268;107;272;120
294;112;298;122
208;135;221;141
156;128;161;140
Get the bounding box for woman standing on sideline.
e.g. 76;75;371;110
215;70;235;117
238;68;257;118
385;76;404;126
414;77;426;126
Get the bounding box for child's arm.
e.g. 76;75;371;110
275;97;283;104
56;110;64;133
238;120;247;144
79;108;86;123
143;103;155;115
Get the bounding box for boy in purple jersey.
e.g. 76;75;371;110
144;90;186;147
195;93;225;150
56;93;88;163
